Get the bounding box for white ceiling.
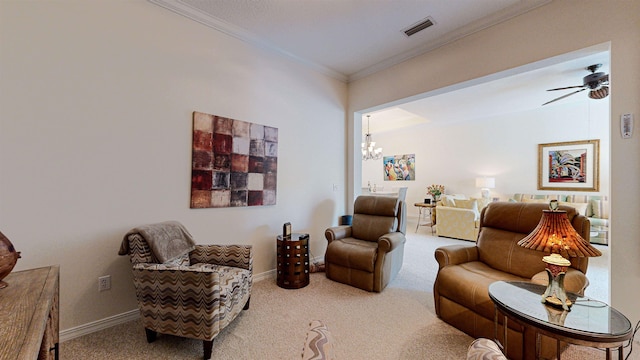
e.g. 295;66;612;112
149;0;551;81
148;0;610;131
366;49;610;133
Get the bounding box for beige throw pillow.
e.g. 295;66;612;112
590;199;602;218
472;197;491;210
455;199;480;219
559;201;589;216
442;195;457;207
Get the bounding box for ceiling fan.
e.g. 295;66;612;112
542;64;609;106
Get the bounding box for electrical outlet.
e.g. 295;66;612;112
98;275;111;291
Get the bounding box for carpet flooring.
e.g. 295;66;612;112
61;219;635;359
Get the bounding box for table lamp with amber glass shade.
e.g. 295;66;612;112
517;200;601;311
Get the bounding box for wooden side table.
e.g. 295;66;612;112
276;233;310;289
414;202;436;234
0;265;59;360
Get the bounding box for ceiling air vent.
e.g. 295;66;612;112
403;16;435;37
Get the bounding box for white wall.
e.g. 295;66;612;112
362;99;610;213
0;1;347;330
349;0;640;324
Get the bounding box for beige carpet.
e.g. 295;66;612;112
61;220;631;360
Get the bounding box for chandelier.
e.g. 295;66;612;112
362;115;383;161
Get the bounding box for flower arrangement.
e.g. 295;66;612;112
427;184;445;198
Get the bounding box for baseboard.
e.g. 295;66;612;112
254;268;276;282
60;268;286;342
60;309;140;342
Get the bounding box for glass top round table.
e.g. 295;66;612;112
488;281;633;359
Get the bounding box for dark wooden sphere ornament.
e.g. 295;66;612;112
0;230;21;289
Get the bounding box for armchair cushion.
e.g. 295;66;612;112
436;261;528;321
325;238;377;272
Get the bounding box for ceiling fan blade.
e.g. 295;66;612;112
547;85;585;91
542;88;587;106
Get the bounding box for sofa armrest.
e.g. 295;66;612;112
378;232;406;252
589;217;608;227
434;244;479;269
530;267;589;295
190;244;253;272
325;225;352;243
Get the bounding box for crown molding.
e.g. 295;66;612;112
348;0;552;82
148;0;551;84
148;0;348;82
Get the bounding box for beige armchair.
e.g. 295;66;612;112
324;195;406;292
119;221;252;360
435;195;491;241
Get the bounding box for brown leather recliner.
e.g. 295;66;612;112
324;195;406;292
434;202;591;360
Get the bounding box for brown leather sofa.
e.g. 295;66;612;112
434;202;591;360
324;195;406;292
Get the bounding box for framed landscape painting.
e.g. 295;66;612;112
538;139;599;191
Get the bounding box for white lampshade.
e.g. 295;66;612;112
475;177;495;189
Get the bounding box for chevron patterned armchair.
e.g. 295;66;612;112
120;221;252;360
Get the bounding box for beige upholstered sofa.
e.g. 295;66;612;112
434;202;591;360
511;193;608;244
435;195;491;241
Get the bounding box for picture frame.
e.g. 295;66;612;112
283;222;291;239
383;154;415;181
538;139;599;191
191;111;278;208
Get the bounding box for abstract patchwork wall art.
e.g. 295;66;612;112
191;111;278;208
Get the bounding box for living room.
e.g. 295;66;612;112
1;0;639;359
360;59;610;208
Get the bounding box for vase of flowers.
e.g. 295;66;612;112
427;184;445;202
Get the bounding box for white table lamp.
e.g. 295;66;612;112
475;177;495;199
